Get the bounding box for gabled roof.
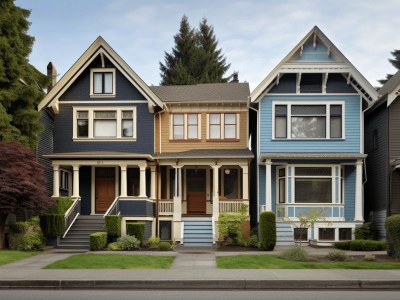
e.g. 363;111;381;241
250;26;378;105
38;36;163;112
150;83;249;103
378;70;400;107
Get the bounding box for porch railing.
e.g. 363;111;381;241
104;196;120;217
219;200;249;213
62;197;81;238
158;199;174;215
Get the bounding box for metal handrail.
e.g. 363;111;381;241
104;196;120;217
63;197;81;238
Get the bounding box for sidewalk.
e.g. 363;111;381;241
0;246;399;290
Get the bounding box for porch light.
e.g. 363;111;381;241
224;168;231;175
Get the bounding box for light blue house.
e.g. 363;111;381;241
249;26;378;245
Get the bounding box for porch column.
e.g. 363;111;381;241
72;165;80;198
212;165;220;220
242;165;249;200
120;164;127;197
173;166;182;221
354;160;364;221
265;160;272;211
52;165;60;198
150;166;156;200
139;165;147;197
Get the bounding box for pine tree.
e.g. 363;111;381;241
378;49;400;85
0;0;49;148
160;16;230;85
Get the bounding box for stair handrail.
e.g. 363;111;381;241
180;221;184;245
63;196;81;238
104;196;120;217
212;216;216;244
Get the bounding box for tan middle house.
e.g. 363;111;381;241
150;83;253;246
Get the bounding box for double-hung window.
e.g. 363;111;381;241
90;68;116;97
208;113;239;140
171;113;201;140
274;103;343;139
173;114;184;139
94;111;117;138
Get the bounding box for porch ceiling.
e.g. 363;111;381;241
154;149;254;159
44;151;154;160
259;152;367;161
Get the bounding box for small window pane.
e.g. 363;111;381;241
93;73;102;93
223;169;238;199
187;114;197;125
94;120;117;137
279;178;286;203
77;111;88;119
291;116;326;138
275;105;287;117
279;168;286;177
330;116;342;138
94;111;116;119
188;125;197;139
225;114;236;124
275;116;287;138
225;124;236;139
339;228;352;240
104;73;113;93
295;178;332;203
77;119;88;137
122;111;133;119
319;228;335;241
210;114;220;125
122;120;133;137
294;228;308;241
210;125;221;139
173;126;184;139
330;105;342;117
295;167;331;176
292;105;326;115
173;114;184;125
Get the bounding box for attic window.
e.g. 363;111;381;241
300;73;322;93
90;68;116;97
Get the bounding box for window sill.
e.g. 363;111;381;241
73;138;137;142
206;139;240;142
89;94;116;98
272;138;345;141
169;139;202;143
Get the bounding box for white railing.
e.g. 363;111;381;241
63;197;81;238
180;221;184;245
158;200;174;215
219;200;249;213
104;196;120;217
212;216;216;244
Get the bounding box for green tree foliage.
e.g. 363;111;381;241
259;211;276;251
0;0;49;148
160;16;230;85
378;49;400;85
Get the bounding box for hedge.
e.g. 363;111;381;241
89;232;108;251
49;197;73;214
354;222;373;240
105;215;122;238
386;214;400;258
126;222;145;245
334;240;386;251
40;214;65;237
259;211;276;251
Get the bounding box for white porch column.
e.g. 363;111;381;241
265;159;272;212
212;165;221;220
242;165;249;200
139;165;147;197
150;166;156;200
72;165;80;198
173;166;182;221
120;164;127;197
52;165;60;198
354;160;364;221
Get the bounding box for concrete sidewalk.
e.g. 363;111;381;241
0;246;399;290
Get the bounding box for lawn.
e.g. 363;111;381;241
0;250;40;267
217;254;400;269
44;254;175;269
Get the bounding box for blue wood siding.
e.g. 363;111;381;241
294;42;335;62
54;103;154;154
259;95;361;153
79;166;92;215
344;165;356;221
119;200;154;217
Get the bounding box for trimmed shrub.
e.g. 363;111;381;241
386;214;400;258
259;211;276;251
49;197;73;214
40;214;65;237
158;241;173;251
238;234;259;248
105;215;122;238
364;254;375;261
89;232;107;251
334;240;386;251
281;246;309;262
148;236;160;248
107;242;123;251
118;235;140;250
327;249;347;261
354;222;373;240
126;222;145;245
218;204;248;245
8;217;45;250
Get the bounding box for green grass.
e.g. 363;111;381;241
0;250;40;266
217;255;400;269
44;254;175;269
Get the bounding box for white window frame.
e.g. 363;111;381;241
60;169;70;191
72;106;137;141
169;113;201;140
90;68;116;98
206;113;240;140
272;101;345;140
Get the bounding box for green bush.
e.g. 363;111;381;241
334;241;351;250
334;240;386;251
40;214;65;237
89;232;107;251
107;242;123;251
259;211;276;251
148;236;160;248
8;222;30;234
238;234;259;248
218;205;248;245
281;246;309;262
355;222;373;240
118;235;140;250
364;254;375;261
386;214;400;258
8;217;45;250
105;215;122;238
49;197;73;214
327;249;347;261
158;241;173;251
126;222;145;245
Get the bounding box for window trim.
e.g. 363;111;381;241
272;101;345;140
60;169;71;191
72;106;137;141
206;113;240;140
90;68;116;98
169;113;201;140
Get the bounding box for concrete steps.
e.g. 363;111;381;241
276;222;295;246
182;217;213;247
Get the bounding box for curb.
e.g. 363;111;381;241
1;280;400;290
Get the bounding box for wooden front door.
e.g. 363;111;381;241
187;169;206;214
95;167;115;214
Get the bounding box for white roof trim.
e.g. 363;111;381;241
38;36;163;112
387;82;400;107
250;26;378;104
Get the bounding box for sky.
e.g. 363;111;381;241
16;0;400;90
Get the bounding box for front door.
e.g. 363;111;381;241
95;167;115;214
186;169;206;214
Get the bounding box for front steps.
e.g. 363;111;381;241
276;222;295;246
182;217;213;247
58;215;105;249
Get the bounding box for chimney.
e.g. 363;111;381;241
230;71;239;83
47;62;57;92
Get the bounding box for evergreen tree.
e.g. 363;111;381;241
378;49;400;85
0;0;48;149
160;16;230;85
